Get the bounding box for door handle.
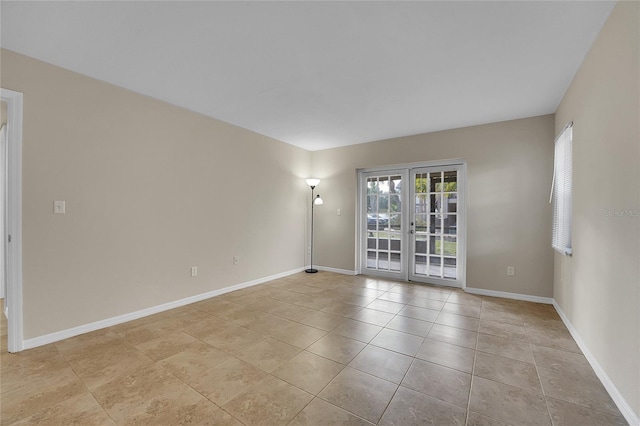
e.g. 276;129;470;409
409;230;414;234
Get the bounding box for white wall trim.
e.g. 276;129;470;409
464;287;553;304
314;265;357;276
552;301;640;426
1;88;24;353
23;267;305;350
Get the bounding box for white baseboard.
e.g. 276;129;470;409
22;267;305;350
552;301;639;426
314;265;357;276
464;287;553;304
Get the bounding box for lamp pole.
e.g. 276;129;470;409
305;179;322;273
307;185;318;273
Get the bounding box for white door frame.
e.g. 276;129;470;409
1;88;24;353
356;159;467;289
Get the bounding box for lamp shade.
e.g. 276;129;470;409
306;178;320;187
314;195;324;205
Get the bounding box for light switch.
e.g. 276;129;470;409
54;200;66;214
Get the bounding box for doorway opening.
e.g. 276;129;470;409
1;88;24;353
358;161;466;288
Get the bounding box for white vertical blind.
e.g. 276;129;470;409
551;123;573;255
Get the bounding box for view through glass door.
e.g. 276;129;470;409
360;163;465;287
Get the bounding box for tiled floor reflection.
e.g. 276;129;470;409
0;273;628;425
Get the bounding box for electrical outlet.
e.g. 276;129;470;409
337;208;341;216
191;266;198;277
54;200;66;214
507;266;515;276
233;256;239;265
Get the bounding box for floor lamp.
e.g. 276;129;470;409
306;178;323;273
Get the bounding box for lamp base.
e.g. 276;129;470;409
305;268;319;273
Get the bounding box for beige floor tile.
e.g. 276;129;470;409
351;308;395;327
289;397;373;425
182;314;233;340
11;392;114;426
223;375;313;425
63;341;155;390
194;299;246;317
54;330;125;360
531;344;589;373
319;367;398;423
1;367;88;425
236;338;301;372
480;308;524;326
469;376;551;426
466;411;511;426
4;275;619;426
261;299;317;321
273;351;344;394
331;319;382;343
378;386;467;426
202;322;264;354
476;333;534;363
545;396;627;426
427;323;477;349
526;325;581;353
242;313;295;335
378;291;413;304
435;312;479;332
161;346;264;405
299;311;345;331
127;398;241;425
446;292;483;308
348;345;413;384
442;302;481;318
385;315;433;337
478;319;528;342
117;320;179;346
398;305;440;322
537;365;619;415
307;333;366;364
365;299;406;314
158;308;215;329
269;321;327;349
1;345;71;394
407;296;446;311
416;288;452;302
416;339;475;373
370;328;424;356
473;352;542;394
401;359;471;408
91;365;205;424
321;302;364;317
134;330;200;361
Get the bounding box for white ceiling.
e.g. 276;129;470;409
1;1;614;151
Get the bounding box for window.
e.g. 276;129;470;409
551;123;573;255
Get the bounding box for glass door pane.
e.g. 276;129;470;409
410;166;463;286
362;171;406;277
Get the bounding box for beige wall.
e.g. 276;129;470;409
554;1;639;418
311;115;555;297
1;49;311;339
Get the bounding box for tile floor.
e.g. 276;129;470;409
0;272;628;425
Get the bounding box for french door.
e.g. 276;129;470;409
360;163;465;288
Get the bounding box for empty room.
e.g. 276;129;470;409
0;1;638;425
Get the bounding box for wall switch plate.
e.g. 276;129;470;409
191;266;198;276
54;200;66;214
337;208;341;216
233;256;239;265
507;266;515;276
